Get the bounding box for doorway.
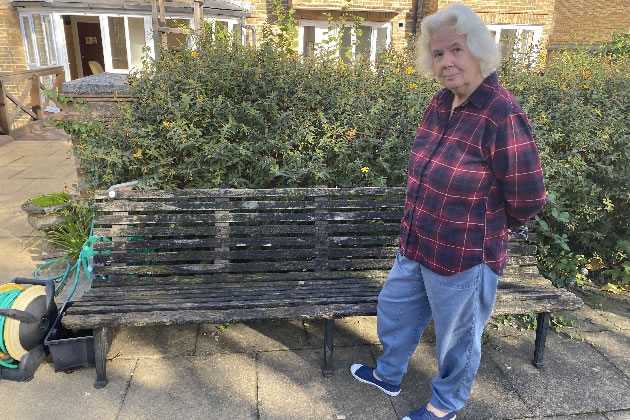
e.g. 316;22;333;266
76;21;105;77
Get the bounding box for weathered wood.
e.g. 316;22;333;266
94;187;407;200
65;187;582;366
96;269;391;286
62;303;381;329
94;210;403;225
94;198;405;212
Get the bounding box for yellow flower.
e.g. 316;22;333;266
407;66;414;75
409;82;418;89
585;257;604;271
583;83;589;89
132;148;143;158
163;121;170;128
191;51;197;57
361;166;370;173
541;113;547;121
345;128;357;141
595;109;602;116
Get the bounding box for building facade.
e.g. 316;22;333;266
1;0;629;80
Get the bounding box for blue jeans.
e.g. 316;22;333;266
375;254;498;412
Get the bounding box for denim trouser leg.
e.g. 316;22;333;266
424;263;498;412
375;254;498;413
375;253;433;385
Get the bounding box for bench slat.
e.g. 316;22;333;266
62;303;382;329
92;222;402;238
94;210;404;225
94;198;405;212
92;235;400;252
95;269;392;286
75;278;384;299
92;258;397;275
93;187;407;200
70;285;561;308
62;287;582;330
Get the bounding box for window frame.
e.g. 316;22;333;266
18;12;59;69
298;20;391;62
99;15;154;74
203;16;243;44
487;24;543;64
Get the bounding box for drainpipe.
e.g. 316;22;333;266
412;0;426;37
240;16;256;47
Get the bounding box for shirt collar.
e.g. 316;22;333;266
439;72;499;110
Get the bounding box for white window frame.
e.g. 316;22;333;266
487;24;543;64
100;15;153;74
18;12;59;69
204;16;243;44
298;20;391;62
205;16;240;33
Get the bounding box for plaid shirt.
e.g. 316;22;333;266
399;73;546;276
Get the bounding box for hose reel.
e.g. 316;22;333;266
0;279;57;382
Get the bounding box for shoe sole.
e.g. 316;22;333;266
402;414;456;420
350;365;400;397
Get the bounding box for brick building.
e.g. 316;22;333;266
1;0;629;79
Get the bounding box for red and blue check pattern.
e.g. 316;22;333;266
400;73;546;276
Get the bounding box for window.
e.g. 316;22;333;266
487;24;542;65
204;17;242;43
298;21;391;63
165;18;191;49
19;13;58;68
101;15;152;72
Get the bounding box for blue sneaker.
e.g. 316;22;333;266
350;364;401;396
402;406;456;420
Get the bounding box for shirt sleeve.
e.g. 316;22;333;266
489;111;547;229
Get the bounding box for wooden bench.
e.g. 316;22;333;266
60;187;583;388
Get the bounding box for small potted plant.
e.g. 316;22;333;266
22;192;71;231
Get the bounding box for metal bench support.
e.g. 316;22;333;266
532;312;550;368
94;326;112;388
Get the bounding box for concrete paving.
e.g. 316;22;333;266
1;129;630;420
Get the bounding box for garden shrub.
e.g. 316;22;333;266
499;35;630;287
60;21;629;287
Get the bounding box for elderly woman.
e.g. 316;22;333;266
350;4;546;420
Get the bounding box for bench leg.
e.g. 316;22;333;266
532;312;550;369
94;327;110;388
322;319;334;377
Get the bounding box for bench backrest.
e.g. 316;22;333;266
91;187;537;285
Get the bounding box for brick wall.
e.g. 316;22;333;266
0;1;28;73
246;0;566;54
549;0;630;47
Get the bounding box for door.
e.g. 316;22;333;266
77;22;105;76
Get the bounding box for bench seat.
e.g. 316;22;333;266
62;187;582;388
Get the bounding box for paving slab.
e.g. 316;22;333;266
605;410;630;419
304;316;381;347
108;325;198;358
0;358;135;420
581;330;630;378
304;317;436;349
385;341;531;420
258;345;397;420
117;354;257;420
196;320;311;355
11;166;76;180
485;331;630;417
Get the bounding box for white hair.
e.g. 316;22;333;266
416;3;501;78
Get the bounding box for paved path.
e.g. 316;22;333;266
1;130;629;419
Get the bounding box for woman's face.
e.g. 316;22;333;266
429;30;484;101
